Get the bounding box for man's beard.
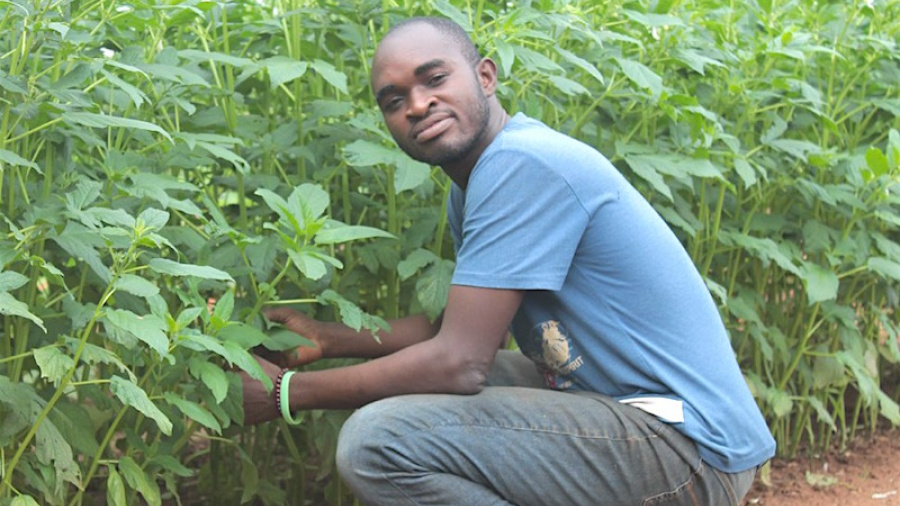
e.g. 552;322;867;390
402;91;491;167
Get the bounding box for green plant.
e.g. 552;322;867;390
1;0;898;504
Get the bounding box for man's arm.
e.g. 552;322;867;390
319;313;443;359
244;285;522;423
261;308;442;368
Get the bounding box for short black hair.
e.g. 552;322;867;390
384;17;482;66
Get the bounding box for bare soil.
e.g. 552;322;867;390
743;427;900;506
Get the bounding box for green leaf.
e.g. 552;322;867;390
255;188;293;227
178;49;254;68
35;414;81;487
176;307;205;330
812;356;846;389
767;139;822;161
878;389;900;424
262;56;308;89
0;148;40;171
315;224;395;245
494;38;516;77
221;341;272;391
547;75;590;96
262;329;315;352
118;456;162;506
0;270;28;291
394;157;432;193
806;396;836;433
105;309;169;358
416;260;454;320
100;68;148;109
555;46;604;84
342;140;430;193
194;139;250;173
150;455;193;477
673;48;724;75
110;376;173;436
311;59;348;93
180;330;228;358
67;337;131;378
51;221;112;283
800;262;839;304
137;208;170;231
107;467;127;506
49;401;101;457
513;45;564;73
868;257;900;281
768;388;793;418
615;58;663;98
140;63;210;86
163;392;222;433
11;496;40;506
287;249;328;280
34;346;75;383
398;249;439;281
213;290;235;322
316;289;389;336
0;291;46;332
218;322;269;350
290;184;330;222
240;457;260;504
114;274;160;298
62;111;173;143
623;155;673;201
148;258;233;282
189;359;230;404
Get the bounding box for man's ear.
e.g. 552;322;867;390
475;58;499;96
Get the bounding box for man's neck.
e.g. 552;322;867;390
442;106;510;189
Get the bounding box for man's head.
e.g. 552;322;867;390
371;17;506;179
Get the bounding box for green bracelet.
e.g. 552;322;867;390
275;369;303;425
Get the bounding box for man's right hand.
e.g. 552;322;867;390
261;307;326;368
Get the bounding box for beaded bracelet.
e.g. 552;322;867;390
274;369;302;425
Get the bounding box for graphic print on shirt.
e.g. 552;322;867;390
521;320;583;389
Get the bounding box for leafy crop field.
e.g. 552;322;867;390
1;0;898;504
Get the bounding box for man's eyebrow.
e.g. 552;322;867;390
414;59;446;77
374;59;447;104
375;84;397;105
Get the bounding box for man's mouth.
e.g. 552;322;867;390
412;113;453;143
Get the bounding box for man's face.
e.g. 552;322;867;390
371;23;490;167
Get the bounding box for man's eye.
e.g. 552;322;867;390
428;74;447;86
383;97;403;111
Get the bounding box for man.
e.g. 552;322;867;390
242;16;775;505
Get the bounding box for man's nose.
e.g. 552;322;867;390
406;86;435;117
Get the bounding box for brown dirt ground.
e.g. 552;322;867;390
743;427;900;506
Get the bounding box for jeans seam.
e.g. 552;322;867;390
641;459;704;506
712;466;739;506
394;421;661;442
382;471;428;506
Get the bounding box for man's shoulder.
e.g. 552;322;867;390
497;114;595;156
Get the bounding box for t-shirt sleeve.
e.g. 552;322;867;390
451;147;590;291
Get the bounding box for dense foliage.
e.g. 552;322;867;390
1;0;898;503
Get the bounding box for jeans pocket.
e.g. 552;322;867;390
641;466;703;506
641;460;755;506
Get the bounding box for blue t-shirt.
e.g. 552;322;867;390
447;113;775;473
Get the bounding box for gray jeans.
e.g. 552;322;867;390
336;351;758;505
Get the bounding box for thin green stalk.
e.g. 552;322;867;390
778;303;823;391
248;261;296;320
385;168;399;319
67;406;129;506
0;281;118;497
699;184;727;278
431;177;451;257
